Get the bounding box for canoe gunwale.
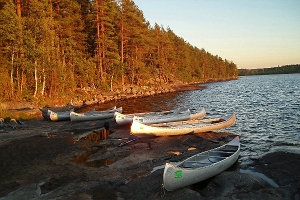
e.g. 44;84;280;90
131;108;199;124
170;137;240;170
179;147;239;170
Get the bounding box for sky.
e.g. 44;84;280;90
133;0;300;69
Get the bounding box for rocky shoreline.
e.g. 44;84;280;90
0;79;228;120
0;118;299;200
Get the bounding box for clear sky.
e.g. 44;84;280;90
133;0;300;69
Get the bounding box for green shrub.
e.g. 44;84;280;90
99;81;110;92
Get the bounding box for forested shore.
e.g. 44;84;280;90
0;0;238;106
238;64;300;76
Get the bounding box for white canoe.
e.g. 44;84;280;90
48;109;74;121
163;136;240;191
70;107;122;122
131;113;236;136
115;108;206;125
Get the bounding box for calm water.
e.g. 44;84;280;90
96;73;300;165
178;74;300;164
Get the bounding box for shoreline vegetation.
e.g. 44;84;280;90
0;0;238;115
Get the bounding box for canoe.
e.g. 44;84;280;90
47;109;74;121
163;136;240;191
70;107;122;122
115;108;182;125
115;108;205;125
131;113;236;136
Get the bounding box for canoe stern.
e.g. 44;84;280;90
189;107;206;120
114;112;133;125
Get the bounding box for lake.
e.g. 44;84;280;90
96;73;300;165
177;74;300;164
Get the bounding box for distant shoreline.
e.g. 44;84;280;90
238;64;300;76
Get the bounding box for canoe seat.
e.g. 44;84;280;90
181;158;221;168
184;161;210;163
182;162;212;168
209;155;227;158
210;150;235;154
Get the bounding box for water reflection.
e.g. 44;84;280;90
70;148;114;167
90;92;181;114
127;173;149;182
167;151;181;155
70;128;114;167
73;128;110;147
240;169;279;188
194;131;236;141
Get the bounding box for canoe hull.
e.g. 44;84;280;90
134;108;206;125
70;107;121;122
71;112;115;121
48;109;73;121
163;137;240;191
114;112;134;125
131;113;236;136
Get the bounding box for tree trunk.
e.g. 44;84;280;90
49;0;55;59
16;66;20;94
16;0;24;97
16;0;21;17
34;61;38;97
41;67;45;96
54;70;57;95
20;69;24;95
61;48;65;70
121;0;124;90
50;70;54;97
157;43;162;85
110;75;113;91
96;0;103;80
101;7;105;80
10;49;14;99
53;0;60;96
131;45;138;85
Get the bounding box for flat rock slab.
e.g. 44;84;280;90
0;119;298;200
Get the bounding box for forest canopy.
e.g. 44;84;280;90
0;0;238;102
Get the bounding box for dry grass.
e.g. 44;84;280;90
0;108;37;121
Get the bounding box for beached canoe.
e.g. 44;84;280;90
47;109;74;121
115;108;206;125
114;108;182;125
116;108;206;125
131;113;235;136
70;107;122;122
163;136;240;191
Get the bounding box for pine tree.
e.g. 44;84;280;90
54;0;87;93
121;0;147;84
0;0;22;99
24;0;53;97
